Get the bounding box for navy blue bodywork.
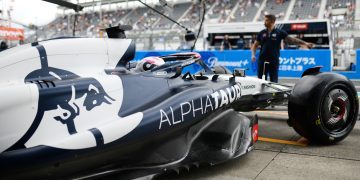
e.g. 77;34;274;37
0;44;256;179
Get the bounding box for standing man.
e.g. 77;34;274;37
251;14;314;82
220;34;232;51
236;35;245;49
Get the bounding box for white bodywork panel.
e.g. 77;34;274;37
0;38;142;152
0;84;39;153
106;38;133;69
208;75;291;96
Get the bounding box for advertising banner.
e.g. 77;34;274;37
135;50;332;78
0;27;24;40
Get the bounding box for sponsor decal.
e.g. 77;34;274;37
291;23;308;31
206;56;218;68
153;71;167;76
280;57;316;65
279;57;316;72
218;60;249;67
242;85;256;90
0;26;24;40
159;83;242;129
199;51;217;68
204;55;249;68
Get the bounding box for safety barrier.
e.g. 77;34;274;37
135;49;359;79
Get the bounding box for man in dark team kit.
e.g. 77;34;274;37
220;34;232;50
251;14;314;82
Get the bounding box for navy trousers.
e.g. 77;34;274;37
257;60;279;83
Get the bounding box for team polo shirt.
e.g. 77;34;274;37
256;28;288;62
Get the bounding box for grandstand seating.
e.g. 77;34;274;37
35;8;132;39
179;2;201;30
27;0;358;53
290;0;320;20
208;0;238;23
230;0;263;22
135;5;163;30
103;9;130;27
154;2;192;29
125;7;149;28
326;0;355;9
258;0;291;21
325;0;356;30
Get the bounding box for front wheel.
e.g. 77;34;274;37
288;73;359;144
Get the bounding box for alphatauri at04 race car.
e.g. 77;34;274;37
0;28;358;179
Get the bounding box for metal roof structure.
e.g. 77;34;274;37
75;0;137;8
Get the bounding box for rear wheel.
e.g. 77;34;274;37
288;73;358;144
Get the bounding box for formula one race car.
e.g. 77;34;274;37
0;26;358;180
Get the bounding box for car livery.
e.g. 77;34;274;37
0;33;358;180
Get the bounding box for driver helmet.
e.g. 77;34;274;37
135;56;165;72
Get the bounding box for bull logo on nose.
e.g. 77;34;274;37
25;68;116;135
5;44;138;152
83;83;115;111
7;64;117;151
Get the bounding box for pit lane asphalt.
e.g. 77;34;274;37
157;78;360;180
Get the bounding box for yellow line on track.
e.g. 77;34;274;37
258;136;308;147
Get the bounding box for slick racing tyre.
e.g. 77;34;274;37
288;72;359;144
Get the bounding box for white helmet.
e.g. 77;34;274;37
135;56;165;72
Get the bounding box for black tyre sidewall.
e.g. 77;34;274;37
289;74;358;144
309;80;358;143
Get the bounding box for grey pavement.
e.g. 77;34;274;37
157;108;360;180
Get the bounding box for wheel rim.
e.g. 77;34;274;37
321;89;351;133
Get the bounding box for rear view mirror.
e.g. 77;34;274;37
233;68;247;77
